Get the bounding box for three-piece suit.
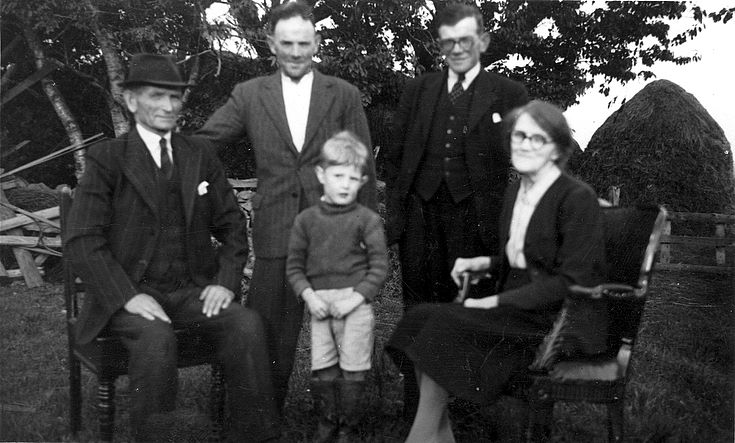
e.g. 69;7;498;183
383;68;528;307
65;128;278;440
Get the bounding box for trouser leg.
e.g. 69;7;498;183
166;288;280;442
107;312;177;440
248;257;304;411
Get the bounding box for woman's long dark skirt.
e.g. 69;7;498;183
386;301;556;405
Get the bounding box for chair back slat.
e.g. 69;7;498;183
601;205;659;287
601;205;666;349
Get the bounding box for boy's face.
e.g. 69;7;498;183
316;164;366;206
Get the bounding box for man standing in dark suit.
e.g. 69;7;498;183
197;1;376;411
381;2;528;416
66;53;279;441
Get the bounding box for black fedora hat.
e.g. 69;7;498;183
120;53;193;88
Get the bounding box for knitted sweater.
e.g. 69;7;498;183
286;200;388;302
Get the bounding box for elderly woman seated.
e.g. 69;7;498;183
387;100;608;442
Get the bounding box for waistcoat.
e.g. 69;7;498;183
142;160;189;293
413;82;475;202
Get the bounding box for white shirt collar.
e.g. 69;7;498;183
136;123;171;167
505;165;562;269
519;165;562;207
448;62;481;92
281;70;314;88
281;71;314;152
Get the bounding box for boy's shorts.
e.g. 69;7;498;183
311;287;375;372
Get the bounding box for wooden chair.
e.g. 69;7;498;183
462;204;667;442
524;205;666;441
60;188;226;442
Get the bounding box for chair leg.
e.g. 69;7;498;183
210;363;226;442
68;352;82;435
97;376;116;442
607;400;624;443
372;341;384;398
525;399;554;443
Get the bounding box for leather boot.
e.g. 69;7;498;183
311;379;339;443
336;379;366;443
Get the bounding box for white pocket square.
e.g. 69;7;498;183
197;181;209;196
492;112;502;124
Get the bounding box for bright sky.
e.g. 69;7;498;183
564;1;735;161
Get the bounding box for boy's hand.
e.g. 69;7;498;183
301;288;330;320
330;290;365;319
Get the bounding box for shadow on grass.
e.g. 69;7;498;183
0;267;732;442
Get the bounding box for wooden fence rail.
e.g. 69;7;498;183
658;211;735;274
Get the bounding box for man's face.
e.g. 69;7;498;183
437;16;489;75
268;16;321;81
124;85;183;135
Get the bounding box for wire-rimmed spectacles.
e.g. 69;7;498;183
510;130;553;150
437;36;476;53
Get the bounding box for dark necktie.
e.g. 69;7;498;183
449;73;465;104
159;137;172;179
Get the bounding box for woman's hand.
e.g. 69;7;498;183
463;295;499;310
451;256;492;287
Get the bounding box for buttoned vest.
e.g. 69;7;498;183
413;81;475;203
142;158;189;293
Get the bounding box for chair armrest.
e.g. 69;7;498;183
568;283;643;300
530;284;642;372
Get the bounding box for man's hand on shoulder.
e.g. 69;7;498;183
200;285;235;317
125;294;171;323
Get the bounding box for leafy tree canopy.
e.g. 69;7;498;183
220;0;734;108
1;0;733;184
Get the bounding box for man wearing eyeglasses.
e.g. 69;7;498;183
381;2;528;418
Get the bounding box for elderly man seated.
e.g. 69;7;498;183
65;53;279;442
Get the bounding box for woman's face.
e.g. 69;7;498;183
510;113;560;178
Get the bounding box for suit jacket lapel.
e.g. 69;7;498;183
467;70;499;132
303;70;334;153
121;128;160;218
418;72;446;147
259;72;298;154
172;134;202;227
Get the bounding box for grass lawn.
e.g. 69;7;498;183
0;264;732;442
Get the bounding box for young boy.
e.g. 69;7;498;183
286;131;388;442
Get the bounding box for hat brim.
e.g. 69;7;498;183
121;79;194;88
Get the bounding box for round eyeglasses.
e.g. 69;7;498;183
437;36;476;53
510;130;553;150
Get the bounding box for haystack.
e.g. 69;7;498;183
569;79;734;213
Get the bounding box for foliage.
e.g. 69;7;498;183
1;0;733;185
569;79;735;213
219;1;734;109
1;0;217;184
